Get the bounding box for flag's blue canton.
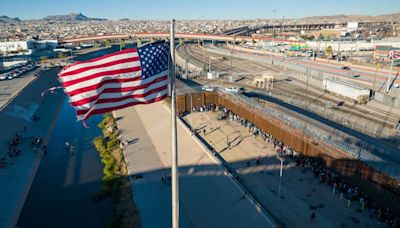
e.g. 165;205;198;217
137;42;170;79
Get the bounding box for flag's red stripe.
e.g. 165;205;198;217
80;94;167;119
70;76;168;106
62;66;141;87
59;57;140;77
75;85;167;108
67;77;142;96
61;48;137;72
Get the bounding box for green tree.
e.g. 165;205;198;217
105;40;111;47
325;46;333;59
119;40;125;50
58;52;66;59
40;56;49;65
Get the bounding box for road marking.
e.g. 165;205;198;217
5;102;39;121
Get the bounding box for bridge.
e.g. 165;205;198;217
58;32;304;45
222;26;254;36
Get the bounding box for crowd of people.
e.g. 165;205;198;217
1;121;47;169
296;155;398;226
7;134;22;158
180;104;399;226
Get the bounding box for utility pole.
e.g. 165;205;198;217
189;93;193;134
277;156;284;217
338;35;341;62
272;9;277;37
386;53;394;93
230;47;233;74
304;68;311;109
373;62;381;94
201;45;205;75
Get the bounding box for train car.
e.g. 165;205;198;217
323;79;371;104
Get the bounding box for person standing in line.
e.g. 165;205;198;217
310;212;316;223
256;156;261;166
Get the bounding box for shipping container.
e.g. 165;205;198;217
323;79;370;104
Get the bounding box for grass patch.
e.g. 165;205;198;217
93;113;140;228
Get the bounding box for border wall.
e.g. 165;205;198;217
176;91;400;215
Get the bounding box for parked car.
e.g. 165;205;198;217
202;85;215;92
6;73;14;80
0;74;7;80
12;71;20;78
225;87;238;93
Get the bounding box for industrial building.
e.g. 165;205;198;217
0;40;58;56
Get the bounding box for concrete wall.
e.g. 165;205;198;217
375;92;400;108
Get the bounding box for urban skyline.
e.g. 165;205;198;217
1;2;400;227
1;0;400;20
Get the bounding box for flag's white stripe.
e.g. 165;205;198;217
73;80;168;110
64;71;142;93
68;70;167;101
76;89;168;120
60;61;141;83
60;51;139;75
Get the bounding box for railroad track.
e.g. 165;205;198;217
178;44;400;141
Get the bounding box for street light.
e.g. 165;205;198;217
276;155;285;217
189;93;194;135
272;9;277;37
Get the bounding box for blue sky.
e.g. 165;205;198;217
1;0;400;20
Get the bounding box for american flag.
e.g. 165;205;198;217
58;42;170;121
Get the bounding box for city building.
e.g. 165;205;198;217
374;45;400;60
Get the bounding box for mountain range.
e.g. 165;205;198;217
0;15;21;23
41;13;106;21
0;12;399;23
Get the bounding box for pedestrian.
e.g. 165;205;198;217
161;175;165;184
256;156;261;166
310;212;316;223
42;144;47;155
246;161;250;167
203;128;206;135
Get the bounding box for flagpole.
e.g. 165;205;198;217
170;19;179;228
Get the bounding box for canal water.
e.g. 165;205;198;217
18;45;127;227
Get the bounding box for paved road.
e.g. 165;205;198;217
114;102;275;228
0;69;44;110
